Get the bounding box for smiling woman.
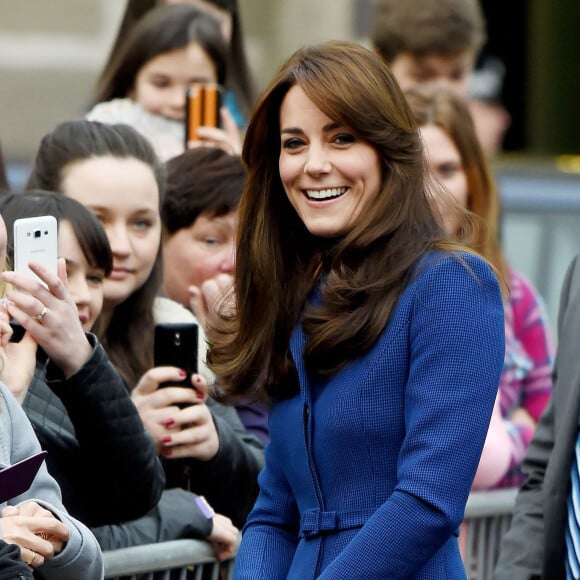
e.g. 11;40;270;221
207;40;506;579
279;85;382;238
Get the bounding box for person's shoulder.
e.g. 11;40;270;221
153;296;200;325
412;249;494;284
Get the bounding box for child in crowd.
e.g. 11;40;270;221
103;0;257;127
370;0;512;154
0;214;103;579
405;85;554;488
27;119;262;542
87;3;241;160
162;147;269;444
370;0;486;97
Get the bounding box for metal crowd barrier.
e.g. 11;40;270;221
461;487;519;580
103;538;237;580
102;489;518;579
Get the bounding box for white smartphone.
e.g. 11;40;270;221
13;216;58;285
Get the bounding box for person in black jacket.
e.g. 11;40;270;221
0;191;166;526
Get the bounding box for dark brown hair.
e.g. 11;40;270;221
208;41;464;402
371;0;486;63
163;146;245;234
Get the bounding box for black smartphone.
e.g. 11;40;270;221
185;82;224;147
154;322;199;388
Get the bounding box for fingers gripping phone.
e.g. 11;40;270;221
185;82;224;147
154;323;199;389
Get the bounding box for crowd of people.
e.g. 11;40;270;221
0;0;575;578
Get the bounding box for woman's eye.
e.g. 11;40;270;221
204;237;219;246
437;163;460;178
132;219;152;230
333;133;356;145
282;137;305;150
87;273;104;285
150;78;170;89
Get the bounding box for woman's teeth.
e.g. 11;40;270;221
305;187;347;200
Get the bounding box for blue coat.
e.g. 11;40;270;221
234;253;505;579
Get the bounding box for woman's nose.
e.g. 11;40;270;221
304;145;331;176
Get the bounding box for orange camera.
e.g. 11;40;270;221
185;82;223;146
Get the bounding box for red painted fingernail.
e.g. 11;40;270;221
164;418;175;427
162;448;172;457
161;435;172;444
196;390;204;400
178;369;187;377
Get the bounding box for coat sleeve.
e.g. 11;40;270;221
318;254;505;579
493;255;580;579
90;488;213;550
1;383;104;580
43;334;165;526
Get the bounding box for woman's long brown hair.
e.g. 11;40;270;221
208;41;465;402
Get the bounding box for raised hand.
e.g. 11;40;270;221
1;259;92;378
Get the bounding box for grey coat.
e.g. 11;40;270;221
0;382;103;580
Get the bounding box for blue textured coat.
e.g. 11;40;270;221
234;253;505;579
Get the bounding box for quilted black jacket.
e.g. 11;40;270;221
23;333;165;527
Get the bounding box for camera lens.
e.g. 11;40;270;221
34;230;41;238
